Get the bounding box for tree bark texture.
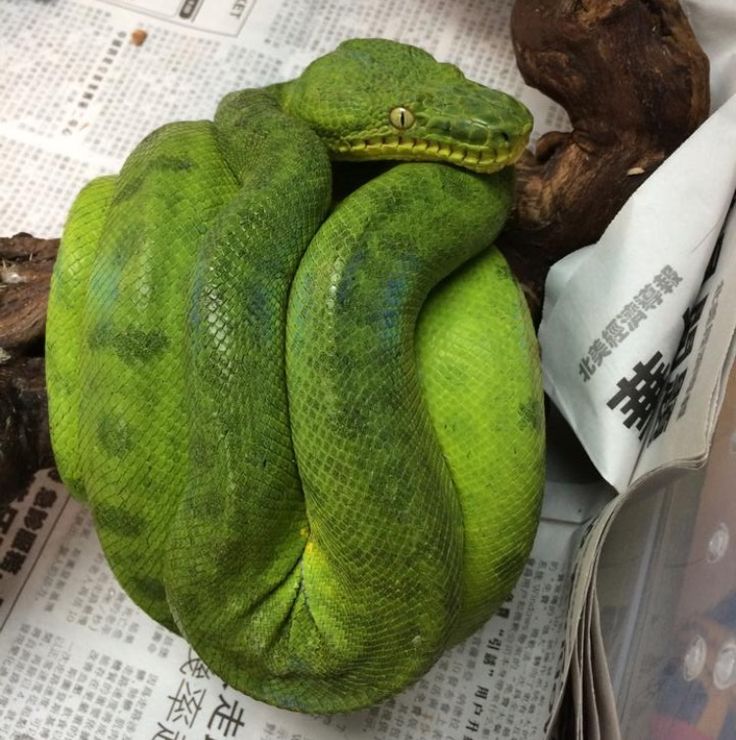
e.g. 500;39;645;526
499;0;710;318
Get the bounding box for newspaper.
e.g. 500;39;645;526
539;0;736;496
0;459;607;740
0;1;733;739
543;194;736;736
535;2;736;735
539;94;736;494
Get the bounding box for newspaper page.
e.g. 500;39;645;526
631;200;736;486
0;0;569;238
0;460;606;740
538;0;736;495
537;2;736;734
0;1;594;739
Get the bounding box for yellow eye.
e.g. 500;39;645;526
389;106;415;130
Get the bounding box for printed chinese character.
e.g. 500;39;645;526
11;528;36;554
152;722;187;740
672;296;706;369
208;694;245;737
166;679;204;728
635;283;663;311
648;370;687;443
0;549;26;575
23;507;48;531
588;338;612;367
653;265;682;294
34;487;57;509
578;356;595;382
179;649;210;680
602;318;628;349
617;302;647;332
607;352;669;435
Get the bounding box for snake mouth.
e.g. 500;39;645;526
330;134;528;174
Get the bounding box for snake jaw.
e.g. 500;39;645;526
329;132;529;174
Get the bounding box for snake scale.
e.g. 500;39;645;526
45;39;545;713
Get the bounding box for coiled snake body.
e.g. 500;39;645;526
46;39;544;713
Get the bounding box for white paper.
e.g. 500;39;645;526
684;0;736;109
539;93;736;493
0;0;567;238
0;466;599;740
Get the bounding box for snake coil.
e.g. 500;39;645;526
46;39;544;713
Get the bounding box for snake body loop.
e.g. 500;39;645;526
46;39;544;713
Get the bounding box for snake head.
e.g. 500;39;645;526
279;38;533;174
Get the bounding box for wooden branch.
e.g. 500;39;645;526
500;0;710;319
0;233;57;354
0;357;53;506
0;235;57;509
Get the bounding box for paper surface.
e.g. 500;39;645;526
1;1;734;739
539;95;736;493
0;0;568;238
539;0;736;495
0;466;603;739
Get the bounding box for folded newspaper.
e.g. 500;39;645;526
0;1;734;739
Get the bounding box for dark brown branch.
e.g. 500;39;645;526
500;0;710;319
0;357;53;505
0;233;58;353
0;235;57;509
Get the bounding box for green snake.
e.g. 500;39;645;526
45;38;544;713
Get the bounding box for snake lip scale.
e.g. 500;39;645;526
45;38;545;714
330;134;529;173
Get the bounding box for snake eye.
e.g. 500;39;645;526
389;106;415;130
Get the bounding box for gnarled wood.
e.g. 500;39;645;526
500;0;710;319
0;233;58;353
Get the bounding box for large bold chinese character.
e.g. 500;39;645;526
607;352;669;436
648;370;687;443
672;296;706;369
